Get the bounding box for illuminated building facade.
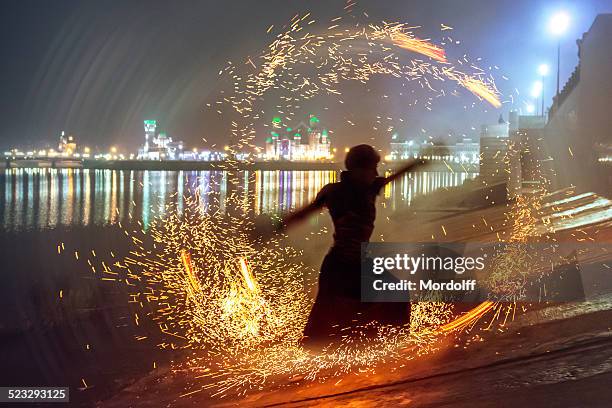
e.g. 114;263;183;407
264;115;332;161
58;131;77;154
389;133;421;160
143;119;157;153
389;134;479;164
454;138;480;163
138;120;185;160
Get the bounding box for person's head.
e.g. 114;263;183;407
344;144;380;182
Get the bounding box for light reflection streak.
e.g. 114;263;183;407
48;170;58;228
3;172;12;230
82;170;91;226
158;171;167;217
104;169;112;224
142;171;150;229
25;169;34;227
177;171;184;216
39;170;49;227
64;169;74;226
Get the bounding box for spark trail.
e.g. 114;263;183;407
211;17;502;157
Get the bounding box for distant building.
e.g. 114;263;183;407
143;120;157;154
508;114;547;197
389;135;478;164
389;133;421;160
479;112;552;196
454;138;480;163
480;114;511;186
58;131;77;155
264;115;331;161
138;120;185;160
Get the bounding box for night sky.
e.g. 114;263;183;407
0;0;610;152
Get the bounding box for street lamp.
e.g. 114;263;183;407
537;64;549;116
531;81;543;98
531;80;544;115
538;64;550;77
548;11;570;97
549;11;570;35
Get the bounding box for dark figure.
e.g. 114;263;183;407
278;145;424;345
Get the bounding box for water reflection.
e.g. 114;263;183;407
0;169;476;231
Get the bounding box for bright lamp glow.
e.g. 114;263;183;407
538;64;550;76
531;81;543;97
526;104;535;114
549;12;570;36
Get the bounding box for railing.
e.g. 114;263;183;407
550;65;580;118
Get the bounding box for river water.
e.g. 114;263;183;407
0;168;476;232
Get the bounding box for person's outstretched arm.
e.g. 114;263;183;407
254;187;328;240
382;158;426;186
273;184;329;232
279;200;324;231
